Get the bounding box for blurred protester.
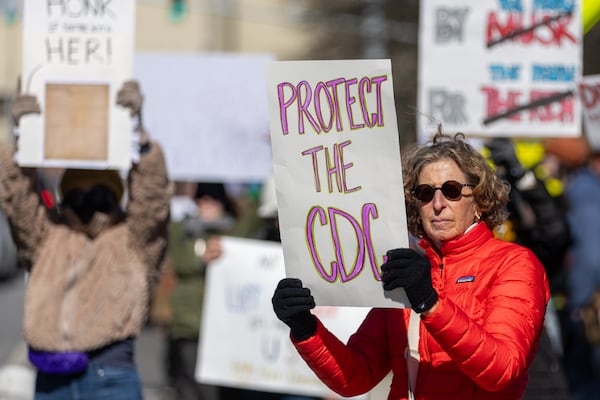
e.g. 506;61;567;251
485;138;571;400
0;206;18;280
170;181;199;222
166;182;237;400
543;137;590;172
563;150;600;399
272;132;549;399
149;181;197;330
223;175;325;400
0;80;171;399
485;139;570;286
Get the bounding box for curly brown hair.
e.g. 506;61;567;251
403;130;510;238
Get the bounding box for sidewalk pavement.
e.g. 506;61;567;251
0;325;390;400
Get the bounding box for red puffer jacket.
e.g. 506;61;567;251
292;222;549;400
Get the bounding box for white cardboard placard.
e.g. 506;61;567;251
197;237;369;399
418;0;583;140
133;52;274;182
266;59;410;308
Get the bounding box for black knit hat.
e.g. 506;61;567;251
195;183;226;201
194;182;238;218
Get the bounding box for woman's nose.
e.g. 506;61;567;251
431;189;446;209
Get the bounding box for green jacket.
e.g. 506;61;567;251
168;214;235;339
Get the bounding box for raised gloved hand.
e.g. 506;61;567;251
272;278;317;341
11;77;41;127
381;248;438;313
486;138;526;182
116;80;144;118
11;94;41;127
116;80;150;162
10;90;41;161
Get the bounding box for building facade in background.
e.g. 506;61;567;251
0;0;317;142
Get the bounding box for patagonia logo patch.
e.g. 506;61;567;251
456;276;475;283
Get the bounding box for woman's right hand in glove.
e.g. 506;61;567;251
272;278;317;341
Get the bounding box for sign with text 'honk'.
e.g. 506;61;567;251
266;59;410;308
418;0;583;140
19;0;135;170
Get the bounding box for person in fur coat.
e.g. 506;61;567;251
0;80;171;399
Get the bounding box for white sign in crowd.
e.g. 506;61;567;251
418;0;583;140
265;59;410;308
578;74;600;151
134;52;275;183
198;237;369;398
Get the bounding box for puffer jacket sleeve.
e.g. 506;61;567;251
127;141;171;283
0;144;49;269
293;308;393;397
422;247;549;392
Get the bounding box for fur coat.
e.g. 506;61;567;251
0;143;171;352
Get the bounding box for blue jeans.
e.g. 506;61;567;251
35;362;143;400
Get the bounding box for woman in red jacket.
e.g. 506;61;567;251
272;131;550;400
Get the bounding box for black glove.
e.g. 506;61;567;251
381;248;438;313
272;278;317;341
486;138;526;182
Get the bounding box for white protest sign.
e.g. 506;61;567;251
197;237;369;399
19;0;135;170
265;60;409;308
418;0;583;140
133;52;274;183
578;74;600;151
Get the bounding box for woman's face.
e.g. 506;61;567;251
417;159;478;246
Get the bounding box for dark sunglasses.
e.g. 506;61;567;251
412;180;475;203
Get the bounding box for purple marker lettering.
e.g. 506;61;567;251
301;145;324;192
297;81;320;134
314;82;335;132
328;207;365;282
344;78;363;129
339;140;361;193
324;145;341;193
361;203;382;280
277;82;296;135
359;77;375;127
325;78;346;132
306;206;336;282
371;75;388;126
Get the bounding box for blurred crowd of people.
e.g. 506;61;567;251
1;79;600;400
